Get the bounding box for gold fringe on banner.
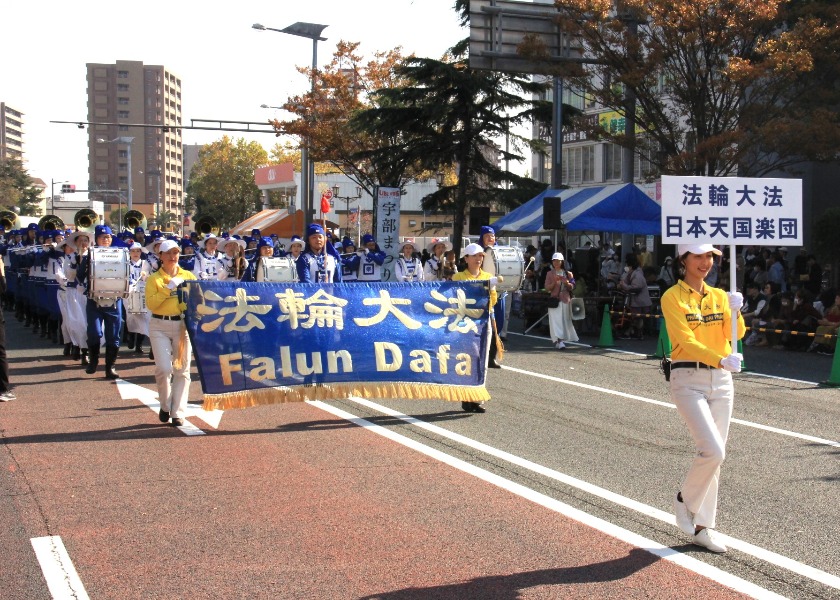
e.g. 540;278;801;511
173;323;189;371
202;382;491;412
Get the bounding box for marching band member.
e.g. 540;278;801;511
145;239;196;427
133;227;147;248
286;235;305;275
243;236;258;261
126;243;152;354
53;238;75;356
395;241;424;282
355;234;385;282
78;225;123;380
298;223;341;283
270;234;285;257
452;243;501;413
178;239;196;271
43;231;67;344
340;238;359;282
144;237;164;273
423;239;453;282
192;234;223;280
241;237;275;282
65;231;91;365
218;238;248;281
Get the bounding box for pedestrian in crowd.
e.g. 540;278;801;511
600;250;621;291
657;256;676;293
618;253;652;340
0;257;14;402
452;243;500;413
783;289;821;351
747;282;781;346
145;239;196;427
767;252;787;292
662;243;745;554
544;252;578;350
809;292;840;355
739;282;766;330
804;255;823;297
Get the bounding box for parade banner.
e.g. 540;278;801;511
183;280;492;410
661;175;803;246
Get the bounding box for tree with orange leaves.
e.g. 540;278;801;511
542;0;840;177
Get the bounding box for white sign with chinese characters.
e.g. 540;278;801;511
375;186;401;282
661;176;802;246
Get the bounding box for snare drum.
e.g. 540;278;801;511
125;280;147;314
89;247;130;298
491;246;525;292
257;257;298;283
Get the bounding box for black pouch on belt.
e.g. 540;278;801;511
660;356;672;381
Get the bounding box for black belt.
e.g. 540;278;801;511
671;361;717;370
152;314;182;321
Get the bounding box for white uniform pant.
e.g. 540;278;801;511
149;318;192;419
670;366;734;529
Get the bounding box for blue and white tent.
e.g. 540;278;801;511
492;183;661;235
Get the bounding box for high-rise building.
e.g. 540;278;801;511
0;102;25;162
86;60;183;232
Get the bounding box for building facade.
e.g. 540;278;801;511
86;60;183;230
0;102;24;162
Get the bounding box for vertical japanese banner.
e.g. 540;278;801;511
183;280;492;410
375;186;401;282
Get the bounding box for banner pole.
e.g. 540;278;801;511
730;244;738;352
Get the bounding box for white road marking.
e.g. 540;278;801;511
309;400;786;600
346;396;840;591
501;365;840;448
31;536;90;600
115;379;212;436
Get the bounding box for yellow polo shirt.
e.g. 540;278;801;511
145;266;197;316
661;280;746;367
452;269;497;308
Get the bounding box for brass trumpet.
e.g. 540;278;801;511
38;214;65;232
124;209;147;232
74;208;98;232
194;215;218;237
0;211;17;230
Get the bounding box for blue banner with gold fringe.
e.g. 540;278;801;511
183;281;492;410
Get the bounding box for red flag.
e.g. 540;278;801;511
320;191;332;214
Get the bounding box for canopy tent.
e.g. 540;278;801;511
230;209;340;238
492;183;661;235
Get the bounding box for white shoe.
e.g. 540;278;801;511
693;528;727;553
0;391;14;402
555;341;566;350
674;492;695;535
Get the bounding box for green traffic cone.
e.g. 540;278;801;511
820;343;840;387
596;304;615;348
737;339;751;372
650;320;672;359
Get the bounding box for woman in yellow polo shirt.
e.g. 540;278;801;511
145;239;197;427
661;243;745;554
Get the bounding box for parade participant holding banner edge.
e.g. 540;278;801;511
145;239;196;427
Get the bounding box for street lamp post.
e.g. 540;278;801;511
253;21;328;231
50;179;68;215
331;184;362;240
97;136;135;210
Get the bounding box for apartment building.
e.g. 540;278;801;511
0;102;25;162
86;60;183;230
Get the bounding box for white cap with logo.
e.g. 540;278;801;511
677;243;722;257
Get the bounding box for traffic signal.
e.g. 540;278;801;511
61;184;76;193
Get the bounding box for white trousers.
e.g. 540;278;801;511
670;366;734;529
149;318;192;419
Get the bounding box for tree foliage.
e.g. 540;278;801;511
270;41;409;195
0;158;42;216
352;42;551;256
186;137;268;230
539;0;840;177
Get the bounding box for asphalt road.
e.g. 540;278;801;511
1;313;838;599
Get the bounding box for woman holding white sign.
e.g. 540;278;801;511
661;243;745;554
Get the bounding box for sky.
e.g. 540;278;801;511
1;0;471;202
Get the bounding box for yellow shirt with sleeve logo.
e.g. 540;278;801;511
452;268;497;308
145;266;197;316
661;280;746;368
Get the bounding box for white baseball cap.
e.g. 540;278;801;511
677;243;722;257
159;240;179;253
551;252;564;261
462;243;485;256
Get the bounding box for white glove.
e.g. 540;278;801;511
727;291;744;312
166;277;184;290
719;353;742;373
489;277;498;289
364;248;369;255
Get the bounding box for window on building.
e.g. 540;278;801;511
604;143;623;181
117;84;129;92
117;71;129;78
562;146;595;184
118;111;129;119
118;98;129;105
